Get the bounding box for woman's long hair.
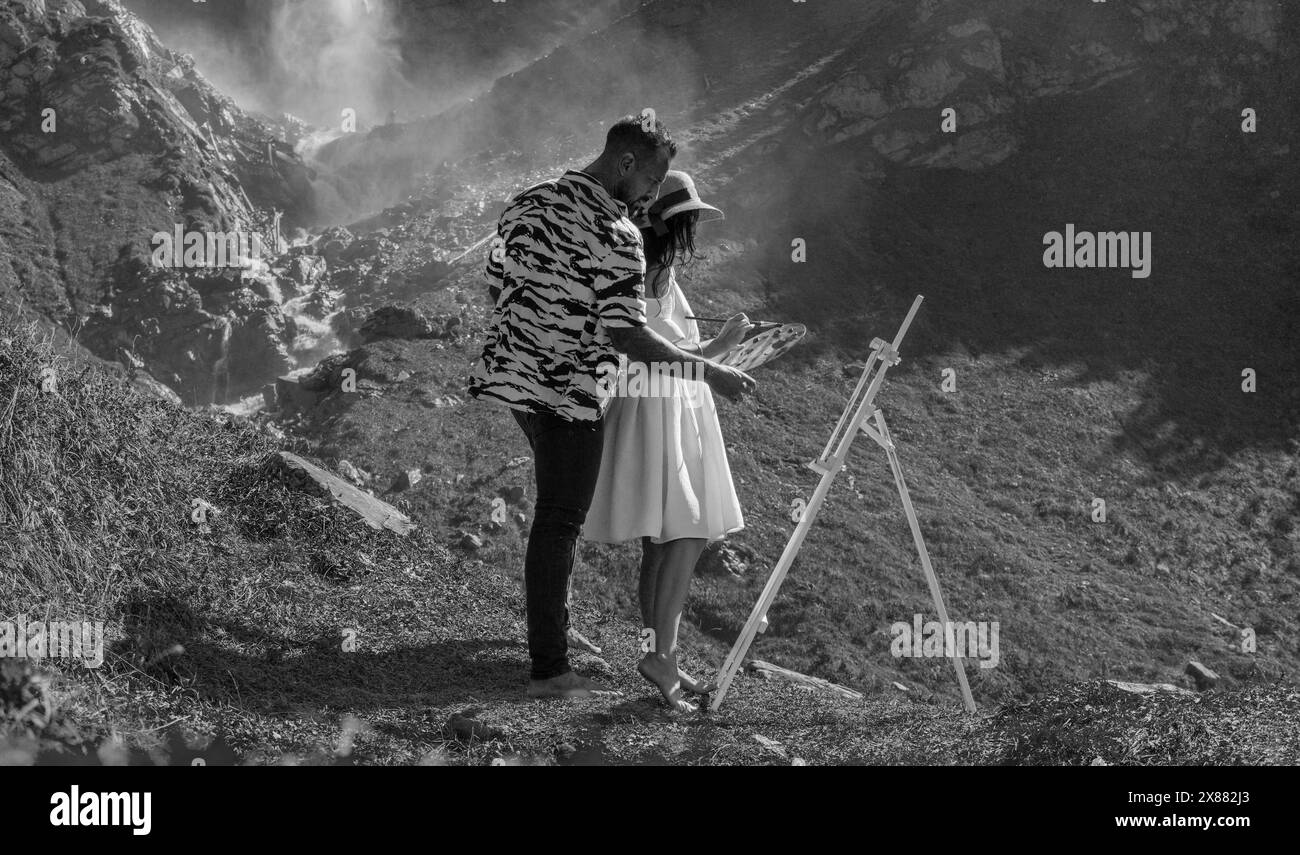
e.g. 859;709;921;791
641;210;700;299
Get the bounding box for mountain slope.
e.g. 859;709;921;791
2;315;1297;765
268;0;1299;705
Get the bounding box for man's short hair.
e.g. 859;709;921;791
604;114;678;163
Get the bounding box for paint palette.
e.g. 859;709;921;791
719;323;806;372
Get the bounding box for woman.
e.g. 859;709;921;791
583;171;753;713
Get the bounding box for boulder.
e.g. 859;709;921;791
359;306;441;343
130;371;182;405
442;711;504;743
315;226;355;263
277;254;328;296
1185;661;1220;691
275;376;323;413
391;469;422;492
236;451;414;535
696;543;753;579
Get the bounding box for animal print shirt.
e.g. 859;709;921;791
469;170;647;422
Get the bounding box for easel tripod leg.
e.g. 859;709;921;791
875;411;978;714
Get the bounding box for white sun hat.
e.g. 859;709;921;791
637;170;725;235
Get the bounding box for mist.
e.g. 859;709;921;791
123;0;638;130
122;0;411;126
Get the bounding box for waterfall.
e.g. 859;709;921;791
282;295;344;370
211;315;232;405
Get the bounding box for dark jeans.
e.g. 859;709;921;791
511;408;605;680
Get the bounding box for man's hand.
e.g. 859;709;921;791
704;362;757;399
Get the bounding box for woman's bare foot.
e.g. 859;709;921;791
678;668;717;695
638;653;699;713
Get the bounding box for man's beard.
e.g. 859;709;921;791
611;177;636;208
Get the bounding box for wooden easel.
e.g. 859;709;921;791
710;295;977;713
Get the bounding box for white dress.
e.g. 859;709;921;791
583;267;745;544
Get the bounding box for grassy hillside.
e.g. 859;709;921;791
4;315;1298;765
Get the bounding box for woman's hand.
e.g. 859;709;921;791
711;313;754;355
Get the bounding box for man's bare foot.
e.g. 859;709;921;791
566;626;602;654
638;653;699;714
527;671;621;700
678;668;717;695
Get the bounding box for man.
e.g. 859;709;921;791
469;112;758;700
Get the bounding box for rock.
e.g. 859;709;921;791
745;660;864;700
315;226;355;263
555;742;577;761
442;711;504;743
275;376;323;414
459;533;483;551
339;235;387;264
278;254;327;296
513;512;527;526
226;308;294;400
1106;680;1194;697
752;734;786;758
391;469;422;492
506;456;531;468
130;371;182;404
696;543;752;579
234;451;415;535
299;353;354;392
359;305;441;343
499;485;526;505
0;0;326;406
1185;661;1220;691
1090;757;1110;766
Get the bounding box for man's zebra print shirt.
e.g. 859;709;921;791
469;170;647;422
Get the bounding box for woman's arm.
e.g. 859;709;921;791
675;338;729;360
697;338;729;360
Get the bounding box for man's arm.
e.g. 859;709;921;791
608;325;756;399
609;324;706;366
484;231;505;304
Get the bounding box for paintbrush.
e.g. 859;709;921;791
686;315;782;331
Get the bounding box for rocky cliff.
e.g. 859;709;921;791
0;0;323;403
